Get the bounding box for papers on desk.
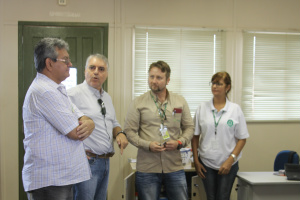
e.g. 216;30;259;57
273;170;285;176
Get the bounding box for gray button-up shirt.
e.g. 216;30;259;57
68;81;121;155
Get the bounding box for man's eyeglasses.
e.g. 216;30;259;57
209;82;224;87
54;58;72;65
97;99;106;116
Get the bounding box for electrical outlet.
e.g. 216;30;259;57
58;0;67;6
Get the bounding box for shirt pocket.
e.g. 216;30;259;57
173;112;182;124
168;107;183;128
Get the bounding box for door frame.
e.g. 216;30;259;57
18;21;108;199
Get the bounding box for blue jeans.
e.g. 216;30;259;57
200;159;239;200
136;170;188;200
73;157;110;200
27;185;73;200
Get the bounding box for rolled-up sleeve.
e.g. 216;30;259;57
124;99;152;151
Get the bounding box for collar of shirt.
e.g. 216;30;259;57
210;98;230;113
57;85;68;96
149;89;171;105
36;73;67;96
83;80;104;99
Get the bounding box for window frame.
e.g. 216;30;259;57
241;30;300;122
132;26;227;117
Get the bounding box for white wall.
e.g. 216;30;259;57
1;0;300;200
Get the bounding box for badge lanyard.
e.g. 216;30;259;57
212;110;224;135
150;93;167;126
150;93;170;140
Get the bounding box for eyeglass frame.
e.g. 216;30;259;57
52;58;72;65
97;99;106;116
209;81;224;87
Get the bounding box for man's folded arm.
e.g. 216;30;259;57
67;116;95;141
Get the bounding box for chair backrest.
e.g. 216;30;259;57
274;150;300;171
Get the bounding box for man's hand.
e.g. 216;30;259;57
116;133;128;155
163;140;179;151
149;141;166;152
77;118;95;141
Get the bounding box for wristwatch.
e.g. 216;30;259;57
177;140;183;150
230;153;237;162
116;130;127;137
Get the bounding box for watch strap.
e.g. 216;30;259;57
177;140;182;150
230;153;237;162
116;130;127;137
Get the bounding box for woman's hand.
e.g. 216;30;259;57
194;161;207;178
218;157;234;175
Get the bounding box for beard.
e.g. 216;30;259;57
149;84;165;93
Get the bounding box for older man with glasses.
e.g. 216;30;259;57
67;53;128;200
22;38;95;200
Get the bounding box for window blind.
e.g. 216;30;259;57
134;27;226;116
242;32;300;121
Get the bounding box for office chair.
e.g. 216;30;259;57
274;150;299;171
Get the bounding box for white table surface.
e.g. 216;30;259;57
237;171;300;185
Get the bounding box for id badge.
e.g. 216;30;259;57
160;125;170;140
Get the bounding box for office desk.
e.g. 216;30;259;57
237;172;300;200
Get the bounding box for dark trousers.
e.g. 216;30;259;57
200;158;239;200
26;185;73;200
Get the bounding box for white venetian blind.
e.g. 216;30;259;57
134;27;226;116
242;31;300;121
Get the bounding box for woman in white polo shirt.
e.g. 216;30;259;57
192;71;249;200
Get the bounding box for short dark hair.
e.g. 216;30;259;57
148;61;171;79
34;38;69;72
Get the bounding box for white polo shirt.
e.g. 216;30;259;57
194;99;249;170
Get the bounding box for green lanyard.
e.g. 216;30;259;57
212;110;224;135
151;93;167;125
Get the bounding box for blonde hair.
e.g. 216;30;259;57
148;61;171;79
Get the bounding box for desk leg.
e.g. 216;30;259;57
124;172;136;200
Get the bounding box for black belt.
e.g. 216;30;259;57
86;151;114;158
